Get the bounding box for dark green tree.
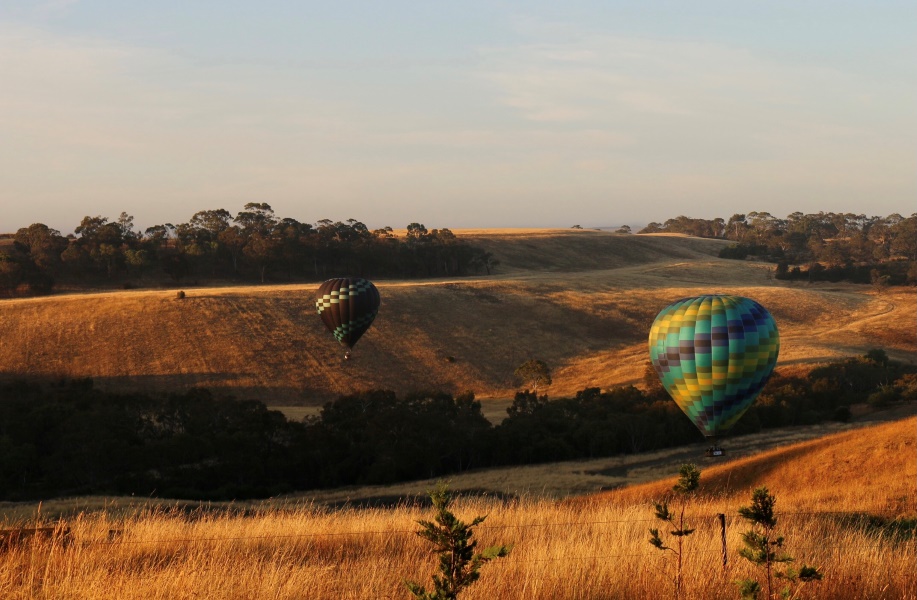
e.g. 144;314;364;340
405;483;511;600
14;223;68;275
234;203;279;282
181;208;233;276
66;215;133;279
124;248;151;280
726;214;748;241
735;487;822;599
642;360;668;400
0;248;26;296
469;249;499;275
513;359;552;394
889;213;917;260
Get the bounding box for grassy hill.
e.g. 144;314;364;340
1;229;914;406
585;413;916;514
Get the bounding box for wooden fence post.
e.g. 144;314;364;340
717;513;727;569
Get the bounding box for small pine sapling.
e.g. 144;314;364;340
649;463;701;599
735;487;822;599
405;483;511;600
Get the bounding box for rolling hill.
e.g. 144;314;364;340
585;413;917;514
0;229;914;406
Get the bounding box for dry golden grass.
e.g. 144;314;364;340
2;417;914;599
1;230;914;408
580;416;917;515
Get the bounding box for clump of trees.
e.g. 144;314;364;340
0;205;498;297
0;350;912;501
640;211;917;285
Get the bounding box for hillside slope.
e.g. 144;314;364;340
584;415;916;514
1;230;914;405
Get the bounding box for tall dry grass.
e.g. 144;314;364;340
1;494;913;599
0;420;913;599
2;418;915;599
591;416;917;516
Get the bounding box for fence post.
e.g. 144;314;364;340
717;513;727;569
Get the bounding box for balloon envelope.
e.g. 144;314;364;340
315;277;380;349
648;295;779;438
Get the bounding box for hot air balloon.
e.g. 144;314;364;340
648;295;779;454
315;277;380;359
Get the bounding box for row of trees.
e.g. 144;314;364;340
1;351;913;501
5;207;914;295
640;211;917;284
0;204;499;296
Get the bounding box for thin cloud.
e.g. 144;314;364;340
476;27;914;159
33;0;80;18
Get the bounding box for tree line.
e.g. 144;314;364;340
4;207;914;296
0;204;500;296
1;350;913;501
639;211;917;285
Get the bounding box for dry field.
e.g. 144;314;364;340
1;230;913;410
2;417;914;599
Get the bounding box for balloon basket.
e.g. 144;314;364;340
705;445;725;457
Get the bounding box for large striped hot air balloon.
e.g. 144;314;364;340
315;277;380;358
648;295;779;444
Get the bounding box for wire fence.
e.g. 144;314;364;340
3;507;912;550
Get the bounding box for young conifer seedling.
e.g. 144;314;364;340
405;483;511;600
649;463;701;599
735;487;822;599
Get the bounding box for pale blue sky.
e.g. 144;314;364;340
1;1;915;234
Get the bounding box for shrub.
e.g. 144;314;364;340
405;483;511;599
867;385;900;407
649;463;701;599
735;487;822;599
831;405;852;423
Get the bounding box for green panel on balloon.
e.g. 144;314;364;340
648;295;779;438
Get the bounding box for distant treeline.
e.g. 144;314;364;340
4;207;915;296
640;211;917;285
1;350;913;501
0;204;499;296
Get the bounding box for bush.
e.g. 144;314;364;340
736;487;822;599
831;406;852;422
405;483;511;599
867;386;899;407
719;244;751;260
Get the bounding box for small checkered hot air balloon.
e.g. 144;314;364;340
315;277;380;359
648;295;779;453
